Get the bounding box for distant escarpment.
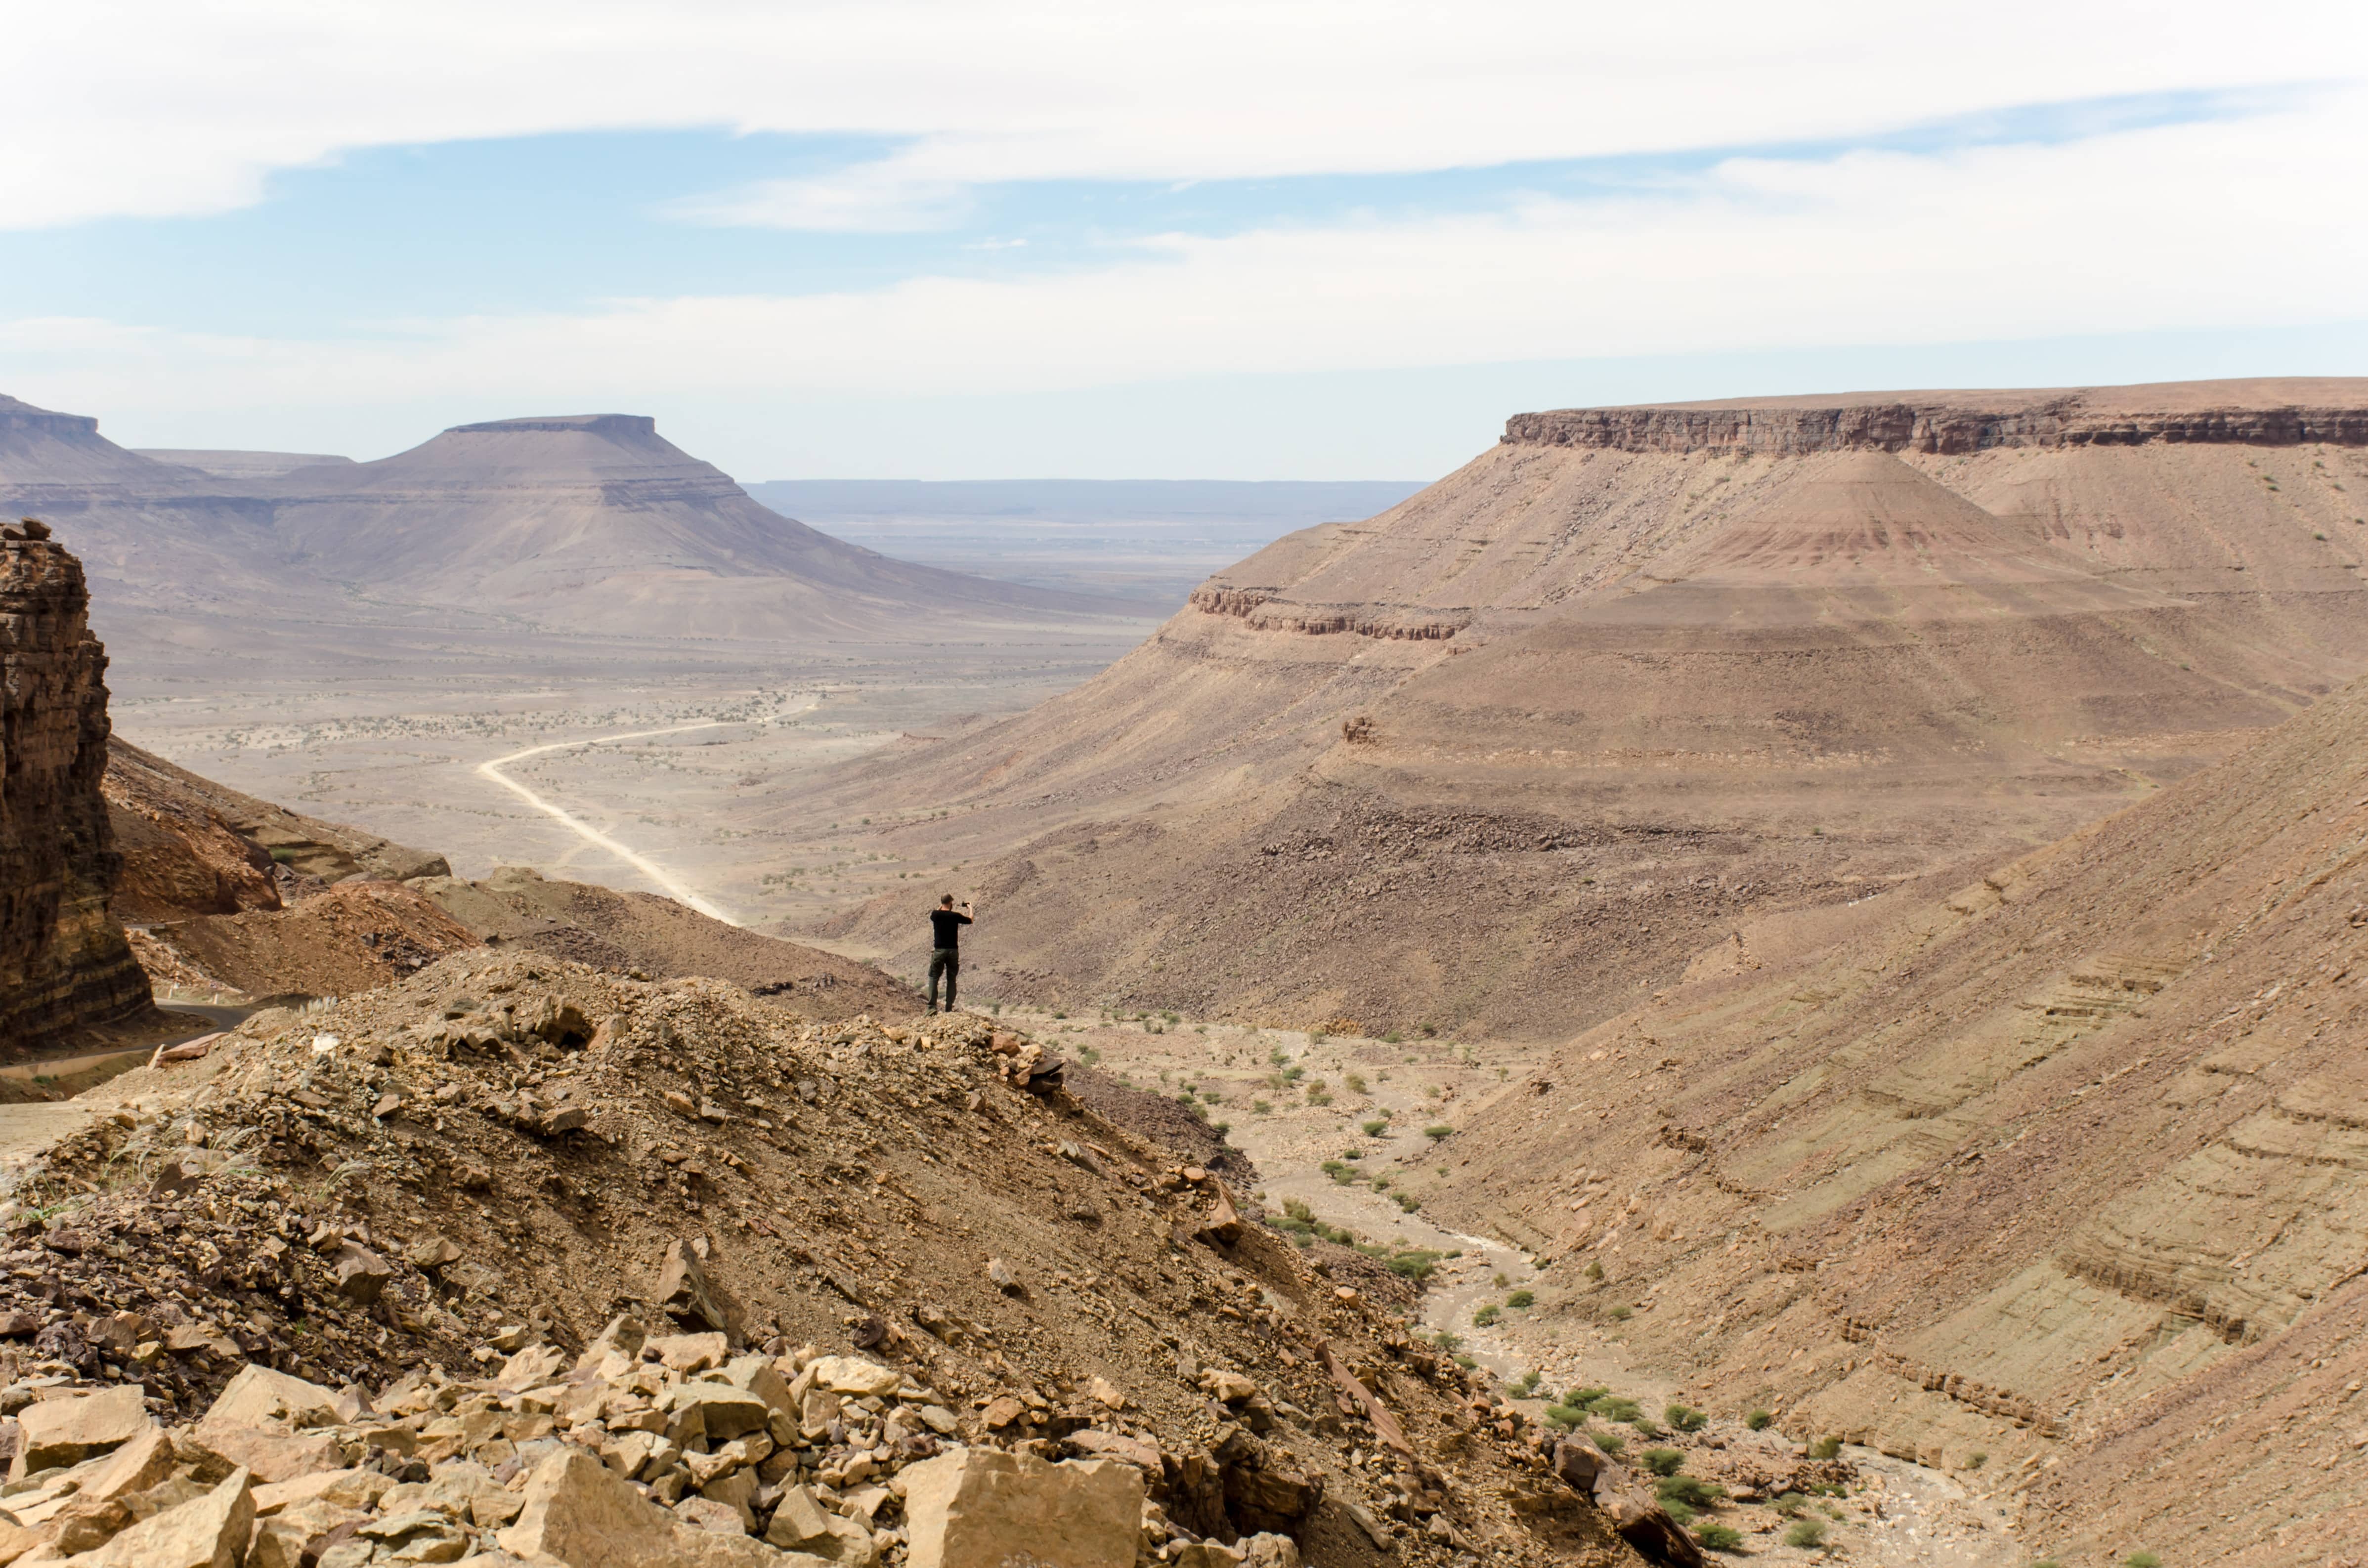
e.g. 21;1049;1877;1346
1506;379;2368;455
0;523;151;1044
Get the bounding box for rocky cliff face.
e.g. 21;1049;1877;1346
1496;379;2368;455
0;523;151;1045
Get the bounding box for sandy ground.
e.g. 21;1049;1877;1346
111;619;1148;935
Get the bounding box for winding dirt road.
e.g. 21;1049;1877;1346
474;720;738;923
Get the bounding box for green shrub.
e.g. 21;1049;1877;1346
1964;1450;1986;1470
1430;1331;1461;1351
1592;1430;1625;1458
1251;1099;1272;1114
1808;1436;1842;1460
1593;1396;1642;1423
1472;1304;1501;1327
1361;1119;1388;1136
1586;1260;1605;1281
1543;1404;1585;1429
1387;1251;1439;1282
1453;1354;1476;1369
1382;1031;1403;1043
1639;1448;1685;1478
1662;1499;1698;1526
1424;1124;1454;1141
1392;1192;1421;1212
1665;1403;1707;1433
1606;1305;1632;1322
1783;1519;1826;1549
1694;1524;1744;1552
2123;1556;2161;1568
1564;1386;1608;1409
1344;1071;1369;1095
1658;1475;1724;1509
1507;1289;1535;1309
1771;1492;1806;1519
1745;1409;1772;1431
1512;1370;1542;1398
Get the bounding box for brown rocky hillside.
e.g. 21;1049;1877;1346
0;959;1648;1566
1418;668;2368;1564
802;380;2368;1042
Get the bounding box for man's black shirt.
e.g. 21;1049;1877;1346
929;908;972;950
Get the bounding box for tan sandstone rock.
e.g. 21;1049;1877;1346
901;1446;1142;1568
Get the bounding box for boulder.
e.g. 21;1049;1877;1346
74;1467;254;1568
497;1445;785;1568
802;1357;900;1398
201;1365;344;1435
661;1384;772;1442
721;1353;794;1414
331;1242;393;1303
763;1481;878;1564
902;1446;1142;1568
9;1385;151;1478
654;1239;735;1334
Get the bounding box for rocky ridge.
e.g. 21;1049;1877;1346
0;953;1656;1566
1502;381;2368;455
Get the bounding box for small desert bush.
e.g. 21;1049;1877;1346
1783;1519;1827;1549
1808;1436;1842;1459
1658;1475;1723;1509
1745;1409;1772;1431
1665;1403;1707;1433
1360;1118;1388;1136
1507;1289;1535;1309
1639;1448;1685;1478
1472;1304;1501;1327
1695;1524;1744;1552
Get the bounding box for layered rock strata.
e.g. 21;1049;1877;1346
0;525;149;1045
1504;381;2368;455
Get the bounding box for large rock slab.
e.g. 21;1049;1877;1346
73;1467;254;1568
901;1446;1142;1568
9;1385;151;1478
497;1445;791;1567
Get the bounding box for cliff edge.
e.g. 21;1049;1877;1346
0;522;152;1046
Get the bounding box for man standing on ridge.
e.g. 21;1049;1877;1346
927;893;972;1014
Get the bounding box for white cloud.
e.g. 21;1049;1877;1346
9;87;2361;432
11;1;2362;229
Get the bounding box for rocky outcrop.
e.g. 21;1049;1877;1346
0;522;150;1045
1504;388;2368;455
103;737;449;922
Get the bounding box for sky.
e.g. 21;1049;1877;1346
5;1;2365;480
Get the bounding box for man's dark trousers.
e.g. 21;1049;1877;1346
927;947;959;1012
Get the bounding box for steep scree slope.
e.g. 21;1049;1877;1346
1422;672;2368;1564
806;379;2368;1041
0;960;1645;1566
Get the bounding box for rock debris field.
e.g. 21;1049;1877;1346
0;952;1676;1566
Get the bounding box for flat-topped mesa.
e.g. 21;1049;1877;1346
0;525;151;1045
1505;377;2368;455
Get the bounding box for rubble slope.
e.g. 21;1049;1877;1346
0;958;1646;1566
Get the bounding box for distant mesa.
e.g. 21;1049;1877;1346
0;395;1143;642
